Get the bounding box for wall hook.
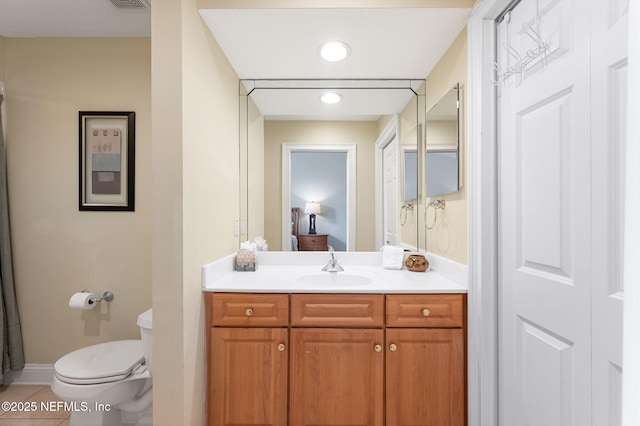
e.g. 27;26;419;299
426;200;446;230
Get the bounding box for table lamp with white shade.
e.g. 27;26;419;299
304;202;321;234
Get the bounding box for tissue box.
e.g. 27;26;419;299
235;249;257;271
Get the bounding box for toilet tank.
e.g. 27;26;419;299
137;309;153;376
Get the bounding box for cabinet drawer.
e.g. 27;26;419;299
210;293;289;327
298;234;328;251
386;294;464;328
291;294;384;327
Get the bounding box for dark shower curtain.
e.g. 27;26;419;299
0;93;25;383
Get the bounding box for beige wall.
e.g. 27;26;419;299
148;2;468;425
3;38;151;363
427;121;457;147
152;0;240;424
424;27;468;264
264;120;378;251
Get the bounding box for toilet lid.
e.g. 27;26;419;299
54;340;145;385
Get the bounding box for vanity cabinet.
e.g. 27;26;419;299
290;294;385;426
210;328;288;426
290;328;384;425
207;294;289;426
385;294;465;425
206;292;466;426
386;328;464;425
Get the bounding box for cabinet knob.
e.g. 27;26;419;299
245;308;254;317
389;343;397;352
278;343;286;352
422;308;431;317
374;344;382;353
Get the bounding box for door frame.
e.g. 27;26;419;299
281;142;357;251
622;2;640;425
467;2;509;425
467;1;640;425
374;115;399;250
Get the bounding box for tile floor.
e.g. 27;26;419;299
0;385;69;426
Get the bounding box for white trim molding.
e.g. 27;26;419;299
623;1;640;425
2;364;54;385
374;115;399;250
467;1;514;426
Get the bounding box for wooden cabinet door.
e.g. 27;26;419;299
386;328;465;426
210;328;288;426
290;328;384;426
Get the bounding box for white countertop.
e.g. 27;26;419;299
202;251;468;294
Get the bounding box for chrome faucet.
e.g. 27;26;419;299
322;246;344;272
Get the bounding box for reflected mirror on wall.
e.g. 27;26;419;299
403;148;418;201
239;79;425;252
426;83;460;197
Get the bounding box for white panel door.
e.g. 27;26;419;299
591;0;627;424
383;136;399;245
498;0;592;425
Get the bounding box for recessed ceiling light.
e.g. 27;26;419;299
320;92;343;104
319;41;351;62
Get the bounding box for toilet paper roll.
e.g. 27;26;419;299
69;292;98;310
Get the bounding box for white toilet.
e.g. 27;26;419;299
52;309;153;426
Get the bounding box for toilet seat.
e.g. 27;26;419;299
54;340;145;385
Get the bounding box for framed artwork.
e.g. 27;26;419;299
79;111;135;211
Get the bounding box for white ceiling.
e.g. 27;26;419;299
0;4;471;121
200;8;471;80
0;0;151;38
201;8;470;120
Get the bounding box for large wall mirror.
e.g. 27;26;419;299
425;83;460;197
239;79;426;252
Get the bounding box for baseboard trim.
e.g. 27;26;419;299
2;364;54;385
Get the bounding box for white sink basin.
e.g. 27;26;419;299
296;272;373;287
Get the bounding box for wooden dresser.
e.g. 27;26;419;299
297;234;328;251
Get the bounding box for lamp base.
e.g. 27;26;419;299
308;214;317;234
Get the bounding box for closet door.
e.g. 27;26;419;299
497;0;592;425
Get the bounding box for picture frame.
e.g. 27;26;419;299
79;111;135;211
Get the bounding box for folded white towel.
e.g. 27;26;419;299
382;245;405;270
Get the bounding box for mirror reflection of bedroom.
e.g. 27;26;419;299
240;79;424;252
289;150;348;251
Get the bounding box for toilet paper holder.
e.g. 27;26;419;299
82;290;115;305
